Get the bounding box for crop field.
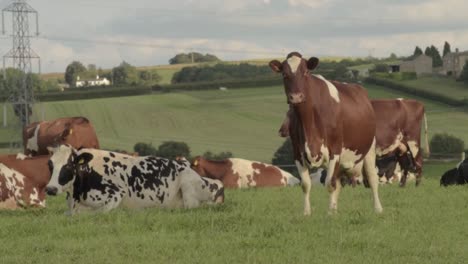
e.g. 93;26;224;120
0;161;466;263
1;82;468;161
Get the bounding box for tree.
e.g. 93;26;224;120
156;141;191;159
373;64;389;73
389;53;398;60
351;69;359;80
133;142;157;156
443;41;451;57
413;46;423;57
64;61;86;87
202;151;233;160
332;64;351;80
271;138;295;174
139;70;162;84
169;52;220;64
458;61;468;84
430;45;443;67
430;133;464;155
111;61;139;86
87;64;97;78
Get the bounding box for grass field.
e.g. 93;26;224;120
1;82;468;161
0;161;466;263
377;75;468;102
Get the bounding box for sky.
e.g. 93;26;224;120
1;0;467;73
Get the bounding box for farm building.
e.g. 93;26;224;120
398;55;432;76
76;75;111;88
442;49;468;78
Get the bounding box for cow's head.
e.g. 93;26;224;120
52;123;79;147
269;52;319;105
376;153;398;178
45;144;93;195
396;142;417;173
191;156;206;177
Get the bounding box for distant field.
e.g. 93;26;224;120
1;82;468;161
0;161;466;263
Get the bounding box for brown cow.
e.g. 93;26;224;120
280;99;429;187
191;156;300;188
270;52;382;215
372;99;429;186
23;117;100;156
0;155;50;209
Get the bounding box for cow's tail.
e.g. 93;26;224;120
424;113;430;156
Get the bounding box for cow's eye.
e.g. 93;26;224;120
48;160;53;172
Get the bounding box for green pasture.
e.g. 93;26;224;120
379;75;468;102
1;82;468;161
0;161;466;263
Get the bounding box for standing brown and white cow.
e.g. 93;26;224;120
0;155;50;209
270;52;382;215
372;99;429;186
280;99;429;187
23;117;100;156
191;156;300;188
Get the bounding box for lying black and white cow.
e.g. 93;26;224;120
440;158;468;186
45;145;224;214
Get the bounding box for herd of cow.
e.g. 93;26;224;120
0;51;465;215
0;116;301;213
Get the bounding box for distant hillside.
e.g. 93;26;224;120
2;83;468;161
39;56;359;84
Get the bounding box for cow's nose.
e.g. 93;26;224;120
214;187;224;204
289;93;305;104
45;186;58;196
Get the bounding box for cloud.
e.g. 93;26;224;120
288;0;331;8
5;0;467;73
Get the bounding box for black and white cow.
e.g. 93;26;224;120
45;145;224;214
440;158;468;186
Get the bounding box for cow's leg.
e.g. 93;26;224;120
415;172;422;186
399;169;409;187
325;156;341;214
329;178;342;214
64;192;75;216
295;160;311;216
363;139;383;213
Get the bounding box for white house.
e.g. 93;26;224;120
76;75;111;88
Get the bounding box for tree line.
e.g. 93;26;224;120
169;52;220;65
64;61;162;88
410;41;453;67
0;68;61;96
133;141;233;161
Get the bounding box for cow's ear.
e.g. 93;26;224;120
61;128;73;139
75;153;93;165
269;60;283;73
307;57;319;71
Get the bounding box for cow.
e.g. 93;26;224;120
23;117;100;156
0;155;50;209
45;145;224;215
280;99;429;187
440;155;468;186
372;99;429;187
190;156;300;188
269;52;383;215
